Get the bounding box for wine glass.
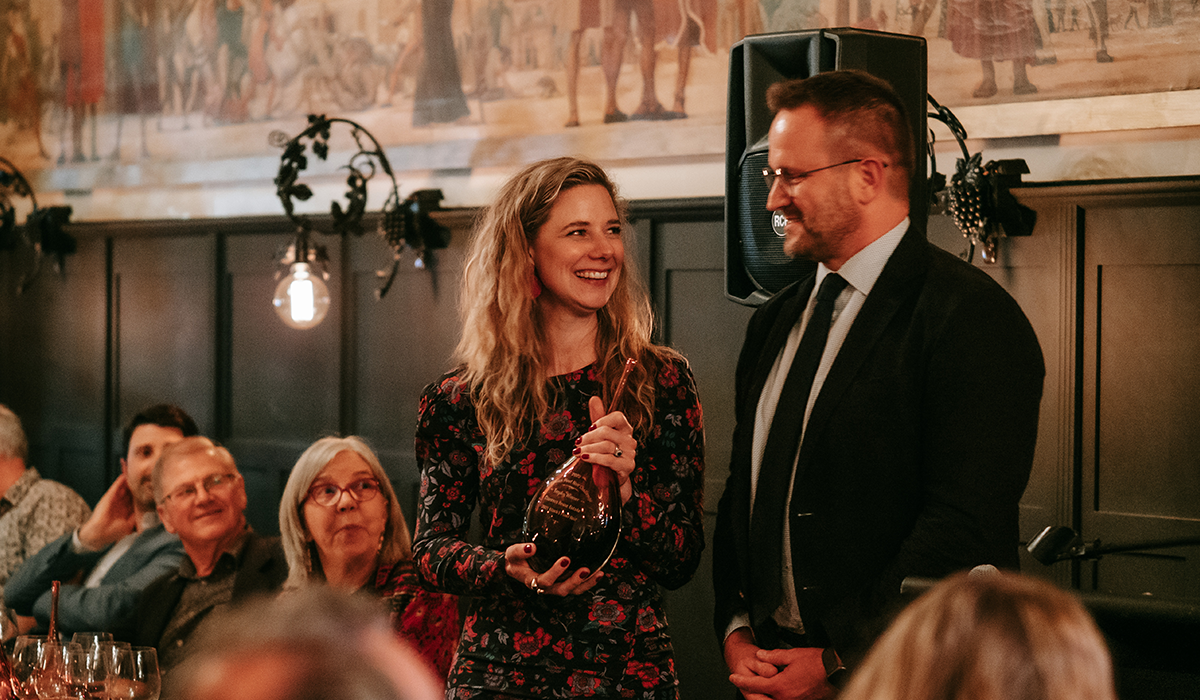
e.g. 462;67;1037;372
61;645;93;700
30;640;80;700
124;648;160;700
11;635;50;698
70;631;114;649
107;644;150;700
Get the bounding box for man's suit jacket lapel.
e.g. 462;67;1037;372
794;228;930;480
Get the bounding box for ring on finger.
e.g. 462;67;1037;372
529;576;546;594
613;446;623;459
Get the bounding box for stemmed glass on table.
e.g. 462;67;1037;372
110;648;158;700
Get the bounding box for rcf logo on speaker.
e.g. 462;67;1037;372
771;211;788;237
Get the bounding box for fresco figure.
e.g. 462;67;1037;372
468;0;513;101
58;0;104;163
0;0;51;159
564;0;600;126
215;0;252;122
660;0;715;118
946;0;1039;98
111;0;158;159
412;0;469;126
156;0;199;130
1086;0;1113;62
383;1;422;106
600;0;682;122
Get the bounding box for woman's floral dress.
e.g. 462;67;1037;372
374;559;462;681
413;358;705;699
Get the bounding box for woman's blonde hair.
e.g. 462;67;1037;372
279;436;412;589
454;156;678;466
840;571;1117;700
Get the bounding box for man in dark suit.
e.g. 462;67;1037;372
124;436;287;691
712;70;1045;700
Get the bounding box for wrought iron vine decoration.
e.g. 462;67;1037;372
0;156;75;295
926;96;1036;264
270;114;448;299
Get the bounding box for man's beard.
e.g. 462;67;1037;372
782;192;861;261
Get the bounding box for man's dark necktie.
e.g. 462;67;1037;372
748;272;849;625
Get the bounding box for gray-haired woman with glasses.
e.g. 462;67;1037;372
278;436;459;681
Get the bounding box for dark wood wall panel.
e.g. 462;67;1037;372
226;233;342;441
1096;265;1200;519
1;235;108;500
113;235;216;437
649;214;745;700
348;228;467;527
1079;195;1200;600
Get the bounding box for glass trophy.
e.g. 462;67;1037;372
523;359;636;575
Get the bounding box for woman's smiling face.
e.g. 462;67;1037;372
531;184;624;318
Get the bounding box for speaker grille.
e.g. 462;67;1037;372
738;150;815;295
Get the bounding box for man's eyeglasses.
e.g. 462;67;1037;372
762;159;883;192
305;478;382;507
162;472;239;505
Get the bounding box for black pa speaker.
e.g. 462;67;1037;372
725;28;927;306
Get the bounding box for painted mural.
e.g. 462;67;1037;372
0;0;1196;181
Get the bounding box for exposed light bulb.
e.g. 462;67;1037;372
273;262;330;329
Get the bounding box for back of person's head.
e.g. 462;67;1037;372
172;587;441;700
122;404;199;456
279;435;412;587
152;436;239;504
0;404;28;462
840;571;1116;700
767;69;914;198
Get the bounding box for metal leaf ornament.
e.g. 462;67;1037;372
270;114;448;298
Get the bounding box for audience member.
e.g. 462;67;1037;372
278;435;460;679
171;587;441;700
839;570;1117;700
0;404;90;601
121;436;287;692
6;404;197;634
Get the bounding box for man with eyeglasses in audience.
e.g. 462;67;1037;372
6;404;196;635
118;436;287;691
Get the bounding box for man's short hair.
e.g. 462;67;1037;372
122;404;200;457
0;404;29;462
767;69;915;192
152;436;238;504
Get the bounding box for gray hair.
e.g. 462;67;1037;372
171;587;440;700
278;436;413;589
152;436;239;503
0;404;29;462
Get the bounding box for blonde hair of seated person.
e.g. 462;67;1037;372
839;571;1116;700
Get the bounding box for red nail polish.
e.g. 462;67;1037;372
573;447;581;455
589;424;597;431
580;570;591;579
575;437;581;445
524;544;533;553
581;454;590;461
559;557;570;567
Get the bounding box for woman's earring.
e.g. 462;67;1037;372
529;268;542;299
